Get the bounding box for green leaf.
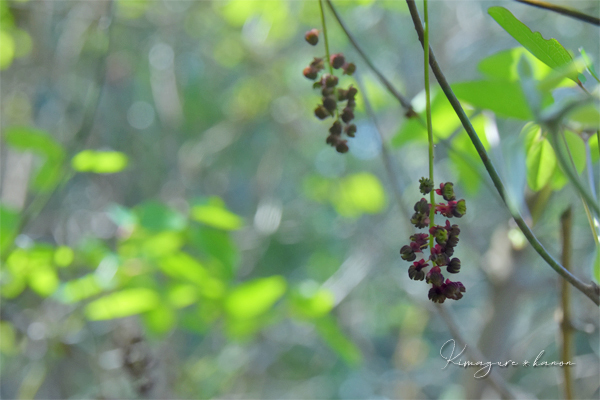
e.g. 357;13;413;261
71;150;128;174
315;316;362;365
134;201;186;232
142;304;176;335
28;265;59;297
549;130;587;190
53;246;74;267
4;126;66;191
479;47;554;82
158;252;225;298
191;197;243;230
392;89;475;148
225;276;286;319
60;274;103;303
567;102;600;130
291;284;334;318
168;284;198;308
488;6;578;82
85;288;160;320
451;80;533;120
579;47;599;83
188;226;239;279
332;173;386;217
526;136;556;191
4;127;64;159
0;204;19;253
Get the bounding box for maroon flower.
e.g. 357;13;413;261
305;29;319;45
408;259;429;281
426;266;444;287
330;53;345;69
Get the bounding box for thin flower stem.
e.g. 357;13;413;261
319;0;334;75
423;0;435;248
515;0;600;26
405;0;600;306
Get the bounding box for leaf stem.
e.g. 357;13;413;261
515;0;600;26
423;0;435;247
405;0;600;306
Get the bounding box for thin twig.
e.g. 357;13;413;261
515;0;600;26
405;0;600;306
353;72;410;221
560;207;574;400
325;0;417;116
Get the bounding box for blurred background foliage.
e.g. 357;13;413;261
0;0;599;398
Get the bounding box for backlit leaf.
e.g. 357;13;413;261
488;7;578;82
85;288;160;320
191;198;243;230
225;276;286;319
451;80;532;120
72;150;128;174
526;136;556;191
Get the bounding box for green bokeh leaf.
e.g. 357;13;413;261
451;80;532;120
191;198;243;231
225;276;286;319
134;201;186;232
71;150;129;174
332;173;386;217
85;288;160;320
4;126;66;191
60;274;103;303
488;6;578;82
0;204;20;253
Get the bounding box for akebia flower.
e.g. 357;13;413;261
400;178;467;303
302;36;359;154
409;259;428;281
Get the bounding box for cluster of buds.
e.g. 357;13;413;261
303;29;357;154
400;178;467;303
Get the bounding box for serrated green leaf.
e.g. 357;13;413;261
85;288;160;320
451;80;533;120
488;6;578;82
71;150;128;174
526;136;556;191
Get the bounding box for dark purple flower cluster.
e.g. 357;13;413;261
400;179;467;303
303;30;357;154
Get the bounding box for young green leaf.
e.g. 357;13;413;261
526;136;556;191
488;6;579;83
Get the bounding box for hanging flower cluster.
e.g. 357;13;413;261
303;29;357;154
400;178;467;303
